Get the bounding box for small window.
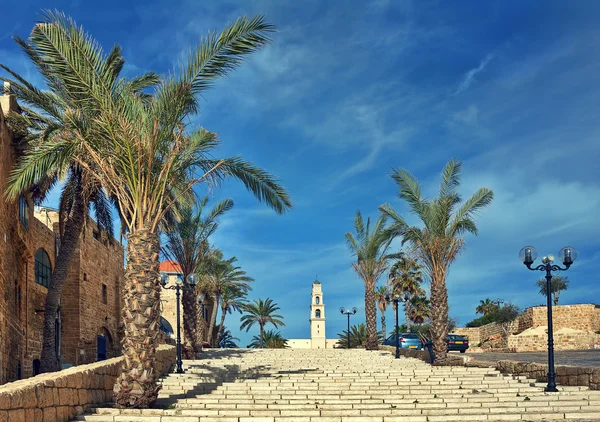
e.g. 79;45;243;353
34;249;52;288
19;196;29;231
83;273;87;281
315;309;321;318
315;296;320;304
102;284;108;305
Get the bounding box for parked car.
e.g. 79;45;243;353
382;333;423;349
447;334;469;353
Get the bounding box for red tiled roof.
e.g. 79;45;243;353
159;260;182;274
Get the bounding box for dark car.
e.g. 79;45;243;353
447;334;469;353
382;333;423;349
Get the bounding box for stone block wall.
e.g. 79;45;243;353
0;344;175;422
456;304;600;352
508;331;600;352
496;360;600;390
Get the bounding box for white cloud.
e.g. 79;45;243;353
454;54;494;95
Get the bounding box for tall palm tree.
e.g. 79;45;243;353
200;252;253;345
162;196;233;352
375;285;389;341
0;23;158;372
240;298;285;348
379;159;493;364
475;298;498;316
248;330;287;348
11;12;292;406
217;284;248;345
388;252;425;331
345;211;395;350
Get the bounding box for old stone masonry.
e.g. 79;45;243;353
74;349;600;422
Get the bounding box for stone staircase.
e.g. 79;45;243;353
73;348;600;421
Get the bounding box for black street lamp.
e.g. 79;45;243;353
160;273;198;374
339;307;357;349
386;294;401;359
519;245;577;392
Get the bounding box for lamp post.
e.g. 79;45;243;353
519;245;577;392
160;273;198;373
386;294;401;359
339;307;357;349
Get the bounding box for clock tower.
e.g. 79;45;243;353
310;280;326;349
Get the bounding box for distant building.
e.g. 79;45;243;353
287;280;338;349
0;87;124;384
158;260;213;344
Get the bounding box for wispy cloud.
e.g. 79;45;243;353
454;54;494;95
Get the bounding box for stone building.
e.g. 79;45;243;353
0;88;124;384
288;280;338;349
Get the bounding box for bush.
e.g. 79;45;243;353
466;304;520;328
466;313;498;327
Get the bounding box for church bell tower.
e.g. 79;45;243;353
310;280;326;349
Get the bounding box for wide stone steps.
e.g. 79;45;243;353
72;349;600;421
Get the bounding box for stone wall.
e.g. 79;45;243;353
0;344;175;421
496;360;600;390
456;304;600;352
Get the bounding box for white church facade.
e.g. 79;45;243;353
287;280;338;349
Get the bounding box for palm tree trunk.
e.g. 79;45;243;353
114;228;162;408
260;322;265;348
207;294;219;346
364;282;379;350
380;312;386;339
405;304;411;332
217;308;227;347
430;274;449;365
196;303;205;348
40;188;86;373
181;289;198;353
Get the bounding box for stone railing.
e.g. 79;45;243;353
495;360;600;390
0;344;175;421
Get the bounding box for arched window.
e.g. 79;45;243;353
315;296;320;304
34;248;51;288
315;309;321;318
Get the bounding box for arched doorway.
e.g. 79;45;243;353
97;327;114;361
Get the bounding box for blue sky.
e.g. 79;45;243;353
2;1;600;347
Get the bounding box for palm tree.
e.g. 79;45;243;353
536;276;569;306
162;196;233;352
217;327;239;348
217;285;248;345
345;211;395;350
388;252;425;331
12;12;292;406
375;286;389;340
336;323;384;348
475;298;498;316
379;159;493;364
240;298;285;348
200;251;253;345
248;330;287;348
0;21;158;372
408;295;430;325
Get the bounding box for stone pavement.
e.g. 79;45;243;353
73;348;600;421
466;350;600;368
